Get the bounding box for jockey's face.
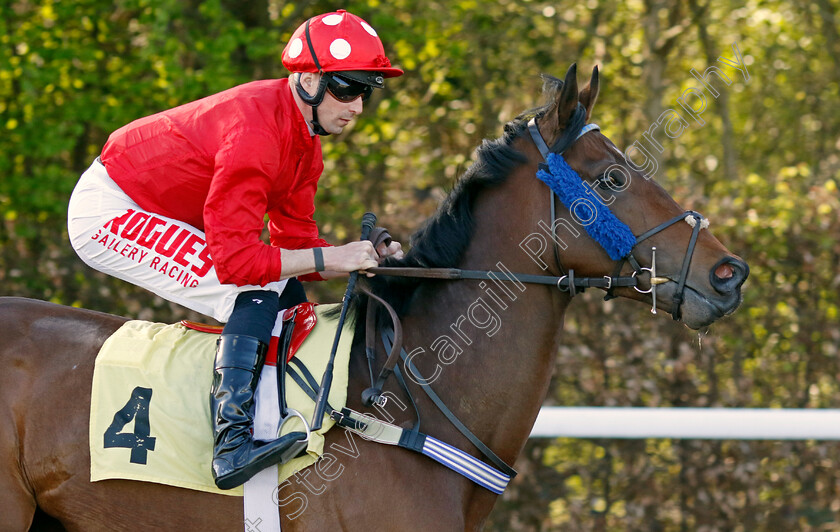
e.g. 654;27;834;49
318;80;364;134
294;72;364;135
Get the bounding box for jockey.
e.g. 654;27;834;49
67;10;403;490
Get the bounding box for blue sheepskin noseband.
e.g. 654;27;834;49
536;126;636;261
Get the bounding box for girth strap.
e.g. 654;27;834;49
330;407;512;494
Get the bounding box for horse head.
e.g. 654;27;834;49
523;64;748;329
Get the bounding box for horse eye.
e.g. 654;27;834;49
598;170;626;190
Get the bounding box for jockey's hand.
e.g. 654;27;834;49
376;240;404;262
325;241;379;276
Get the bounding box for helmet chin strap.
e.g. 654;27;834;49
294;74;331;136
309;106;330;136
294;18;332;136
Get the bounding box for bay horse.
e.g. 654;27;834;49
1;64;747;531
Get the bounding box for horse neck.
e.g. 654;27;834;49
400;165;569;463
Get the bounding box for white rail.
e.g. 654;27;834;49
530;407;840;440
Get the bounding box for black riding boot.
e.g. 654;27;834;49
210;334;307;489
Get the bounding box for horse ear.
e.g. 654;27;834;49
555;63;579;127
579;65;600;121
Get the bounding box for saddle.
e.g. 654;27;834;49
181;302;318;365
89;302;354;496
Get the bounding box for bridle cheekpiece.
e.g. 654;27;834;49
527;106;709;321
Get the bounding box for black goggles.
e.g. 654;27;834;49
325;74;374;103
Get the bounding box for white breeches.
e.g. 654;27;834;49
67;158;287;322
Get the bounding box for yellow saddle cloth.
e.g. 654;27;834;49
89;303;353;496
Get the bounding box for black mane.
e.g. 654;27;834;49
354;75;565;317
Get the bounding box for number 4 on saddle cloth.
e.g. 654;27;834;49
88;302;354;496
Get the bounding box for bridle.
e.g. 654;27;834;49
368;110;710;322
526;111;709;321
346;111;712;492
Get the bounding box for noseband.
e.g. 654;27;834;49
526;113;709;321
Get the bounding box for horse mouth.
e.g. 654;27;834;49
676;284;743;330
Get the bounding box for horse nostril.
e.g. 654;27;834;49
710;257;749;293
715;262;735;280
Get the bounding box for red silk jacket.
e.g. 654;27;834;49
101;78;328;286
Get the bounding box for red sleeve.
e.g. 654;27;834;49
203;127;285;286
268;164;331;282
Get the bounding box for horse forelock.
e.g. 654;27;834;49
539;74;565;102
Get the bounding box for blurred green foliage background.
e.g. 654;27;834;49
1;0;839;529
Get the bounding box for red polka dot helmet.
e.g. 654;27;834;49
282;10;403;79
